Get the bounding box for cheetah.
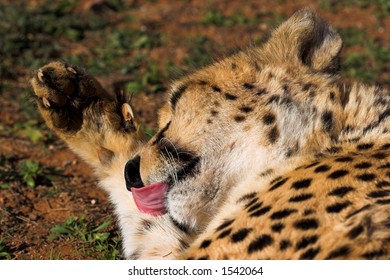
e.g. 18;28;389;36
31;9;390;259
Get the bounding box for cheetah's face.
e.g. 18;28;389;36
124;9;344;230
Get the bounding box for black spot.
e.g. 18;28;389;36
282;84;290;94
234;115;246;122
238;192;257;203
239;106;253;113
225;93;238;100
376;199;390;205
267;126;279;144
328;170;349;179
295;235;318;250
326;201;351;213
379;163;390;169
293;218;319;230
314;164;331;173
354;162;372;169
299;247;320;260
372;152;387;159
256;88;268;96
321;110;333;132
279;240;291;251
170;84;188;110
381;144;390;150
207;119;212;124
217;228;232;239
326;246;351;259
335;156;353;162
329;91;336;101
347;224;364;239
280;96;293;105
289;193;313;202
269;177;289;191
211;85;221;92
197;255;209;260
216;219;234;232
356;173;376;181
231;63;237;70
291;179;312;190
250;206;272;217
270;176;282;184
357;143;374;150
231;228;252;243
376;181;390;188
362;249;386;259
242;83;255;90
268;95;280;104
271;223;285;233
328;186;354;198
199;239;212;249
198;80;208;85
378;109;390;124
368;190;390;198
210;110;218;116
304;161;320;169
326;146;342;154
244;197;259;209
247;202;264;213
243;83;255;90
303;209;314;216
286;145;299;158
247;234;274;254
262;113;276;125
302;83;313;91
270;209;297;220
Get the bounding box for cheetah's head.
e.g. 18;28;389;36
125;9;345;230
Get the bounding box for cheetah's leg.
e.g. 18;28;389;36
31;61;193;259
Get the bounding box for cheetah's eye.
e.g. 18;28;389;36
157;138;197;163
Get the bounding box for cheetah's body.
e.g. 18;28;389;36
32;9;390;259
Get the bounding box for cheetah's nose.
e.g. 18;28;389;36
124;155;144;191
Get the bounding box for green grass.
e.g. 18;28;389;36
320;0;389;16
48;216;123;259
0;155;63;188
0;1;95;78
339;27;389;84
0;238;11;260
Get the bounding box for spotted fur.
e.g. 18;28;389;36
32;9;390;259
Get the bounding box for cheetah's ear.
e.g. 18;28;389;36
263;9;342;73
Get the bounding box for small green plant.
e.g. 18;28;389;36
13;120;45;144
339;28;366;47
182;35;218;70
49;248;62;260
203;11;252;26
48;216;123;259
18;160;42;187
0;238;11;260
124;60;166;95
0;155;63;188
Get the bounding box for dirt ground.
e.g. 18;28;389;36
0;0;389;259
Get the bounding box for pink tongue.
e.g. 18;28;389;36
131;182;169;216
